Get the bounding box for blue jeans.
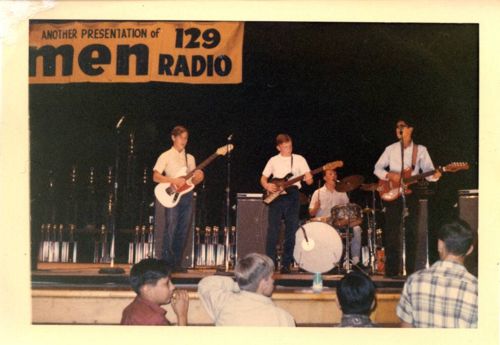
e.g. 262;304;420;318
154;191;193;267
266;188;300;268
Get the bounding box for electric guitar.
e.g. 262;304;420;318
154;144;234;208
377;162;469;201
263;160;344;204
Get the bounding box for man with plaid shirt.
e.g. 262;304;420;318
397;220;478;328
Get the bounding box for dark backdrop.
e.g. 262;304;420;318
29;21;478;265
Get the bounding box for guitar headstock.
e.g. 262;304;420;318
443;162;470;173
216;144;234;156
323;160;344;171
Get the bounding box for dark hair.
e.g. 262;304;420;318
276;133;292;145
171;125;188;137
337;271;376;315
129;258;172;294
396;115;416;128
438;219;473;256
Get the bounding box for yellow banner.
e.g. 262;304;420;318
29;21;244;84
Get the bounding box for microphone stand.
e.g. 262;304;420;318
399;131;407;277
222;134;233;272
99;116;126;274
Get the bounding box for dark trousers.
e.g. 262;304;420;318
383;193;418;276
266;188;300;268
154;191;193;267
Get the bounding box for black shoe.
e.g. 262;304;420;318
280;266;291;274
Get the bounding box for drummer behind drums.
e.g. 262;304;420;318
309;169;363;266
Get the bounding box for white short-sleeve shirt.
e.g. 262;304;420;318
153;147;196;177
262;153;310;188
309;185;350;218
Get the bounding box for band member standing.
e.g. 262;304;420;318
309;169;363;266
374;119;441;277
260;134;313;274
153;126;204;271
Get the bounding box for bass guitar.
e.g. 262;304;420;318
263;160;344;204
378;162;469;201
155;144;234;208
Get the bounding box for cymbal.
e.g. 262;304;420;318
360;183;379;192
335;175;364;193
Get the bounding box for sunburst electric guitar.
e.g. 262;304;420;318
378;162;469;202
263;160;344;204
155;144;234;208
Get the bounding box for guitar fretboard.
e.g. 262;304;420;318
283;166;325;186
184;152;219;179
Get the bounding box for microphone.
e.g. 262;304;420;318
227;133;233;141
116;116;125;129
399;128;404;136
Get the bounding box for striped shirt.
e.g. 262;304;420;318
397;260;478;328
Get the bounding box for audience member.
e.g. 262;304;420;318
198;253;295;326
397;220;478;327
336;271;377;327
121;258;189;325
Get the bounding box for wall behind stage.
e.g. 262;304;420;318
29;21;478;264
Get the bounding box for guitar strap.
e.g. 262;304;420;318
411;143;418;171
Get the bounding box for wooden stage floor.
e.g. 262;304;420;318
32;263;406;326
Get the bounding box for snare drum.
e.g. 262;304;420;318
331;203;363;228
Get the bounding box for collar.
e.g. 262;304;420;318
340;314;373;326
238;290;274;305
321;184;337;192
169;146;186;155
135;295;167;316
433;259;467;271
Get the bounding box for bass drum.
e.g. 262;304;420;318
293;221;343;273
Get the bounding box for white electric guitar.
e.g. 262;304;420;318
154;144;234;208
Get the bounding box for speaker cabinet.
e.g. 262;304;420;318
415;199;430;272
458;190;478;277
236;193;269;261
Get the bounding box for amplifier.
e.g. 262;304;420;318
235;193;268;261
458;190;478;277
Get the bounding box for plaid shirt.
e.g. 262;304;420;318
397;260;478;328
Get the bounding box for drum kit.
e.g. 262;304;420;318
294;175;385;275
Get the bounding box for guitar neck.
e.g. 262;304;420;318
184;152;219;179
283;166;325;187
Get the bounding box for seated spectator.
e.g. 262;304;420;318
397;220;478;328
336;271;377;327
197;253;295;326
121;258;189;325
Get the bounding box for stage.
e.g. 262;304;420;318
32;263;405;326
